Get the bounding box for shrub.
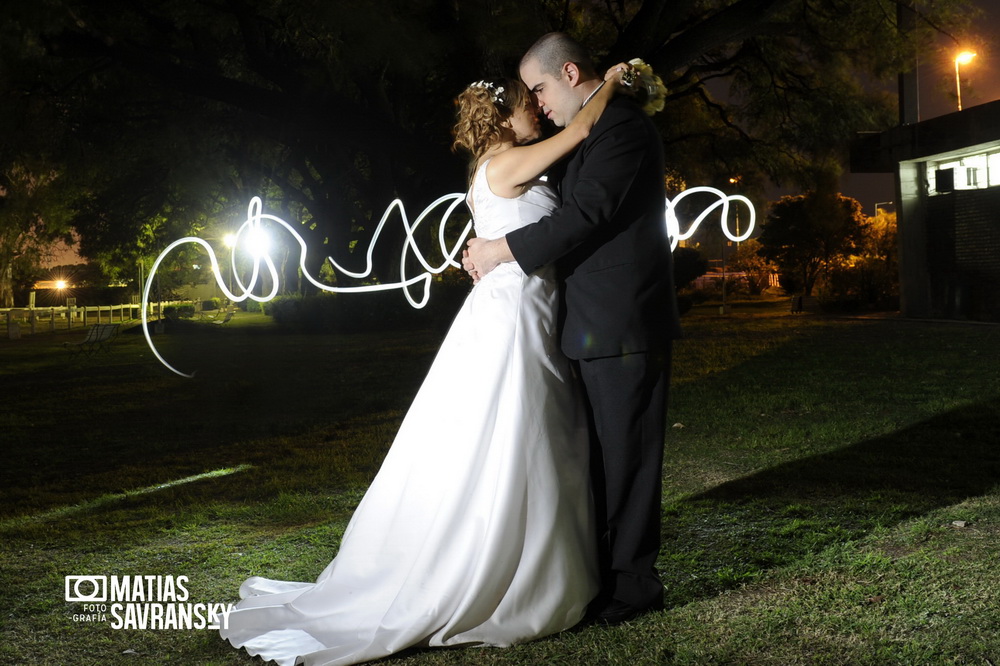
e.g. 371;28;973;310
816;261;899;313
164;304;196;319
673;246;709;290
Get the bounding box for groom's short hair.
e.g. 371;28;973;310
521;32;598;79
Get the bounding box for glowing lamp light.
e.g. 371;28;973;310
55;280;68;290
955;51;977;111
956;51;977;66
242;227;270;258
143;191;754;378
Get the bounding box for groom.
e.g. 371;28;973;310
466;32;682;623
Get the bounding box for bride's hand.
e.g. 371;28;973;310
462;249;481;284
604;62;636;89
604;62;635;88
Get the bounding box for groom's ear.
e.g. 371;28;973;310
562;61;583;88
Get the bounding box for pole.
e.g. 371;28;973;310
956;58;963;111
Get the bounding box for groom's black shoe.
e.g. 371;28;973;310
587;598;664;625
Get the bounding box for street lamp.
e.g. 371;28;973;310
729;176;743;246
874;201;894;217
955;50;976;111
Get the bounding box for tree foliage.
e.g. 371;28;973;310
0;163;75;307
729;238;778;295
820;210;899;307
0;0;976;288
758;189;868;296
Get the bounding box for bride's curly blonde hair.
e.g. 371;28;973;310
451;78;530;163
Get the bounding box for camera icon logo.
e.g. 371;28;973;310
65;576;108;602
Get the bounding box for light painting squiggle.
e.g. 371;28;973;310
141;195;471;377
142;188;753;377
666;186;755;251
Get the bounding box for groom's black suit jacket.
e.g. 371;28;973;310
507;96;682;360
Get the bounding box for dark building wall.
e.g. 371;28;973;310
924;188;1000;321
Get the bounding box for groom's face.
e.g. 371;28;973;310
520;58;579;128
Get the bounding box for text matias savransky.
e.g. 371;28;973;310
64;574;234;630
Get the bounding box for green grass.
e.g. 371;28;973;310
2;303;999;665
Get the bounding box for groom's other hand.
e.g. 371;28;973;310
466;237;513;280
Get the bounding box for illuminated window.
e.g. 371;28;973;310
928;150;1000;195
989;153;1000;187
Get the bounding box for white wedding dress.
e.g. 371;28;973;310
220;162;598;666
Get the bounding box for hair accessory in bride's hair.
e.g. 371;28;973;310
624;58;667;116
469;80;507;106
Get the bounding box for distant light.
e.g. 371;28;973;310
223;233;237;248
55;280;67;289
243;228;269;258
956;51;977;66
955;51;978;111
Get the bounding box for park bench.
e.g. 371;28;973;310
64;323;120;357
199;304;233;322
213;308;236;325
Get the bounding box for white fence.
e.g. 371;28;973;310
1;302;182;339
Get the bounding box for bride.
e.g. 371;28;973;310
220;64;631;666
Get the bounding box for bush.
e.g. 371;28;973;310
816;261;899;312
673;246;709;290
202;298;221;311
164;304;196;319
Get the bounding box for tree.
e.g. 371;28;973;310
0;0;975;285
729;238;777;295
0;164;74;307
821;210;898;307
758;189;868;297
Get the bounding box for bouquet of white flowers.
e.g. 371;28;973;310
626;58;667;116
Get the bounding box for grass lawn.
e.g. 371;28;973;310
2;301;999;665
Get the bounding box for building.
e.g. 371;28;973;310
852;100;1000;322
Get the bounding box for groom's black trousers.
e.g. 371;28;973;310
577;343;671;610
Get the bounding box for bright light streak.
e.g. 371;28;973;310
143;191;754;377
55;280;68;290
142;195;471;377
665;186;755;251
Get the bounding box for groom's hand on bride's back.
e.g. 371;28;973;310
465;237;514;282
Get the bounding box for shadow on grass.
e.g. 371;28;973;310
661;396;1000;607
